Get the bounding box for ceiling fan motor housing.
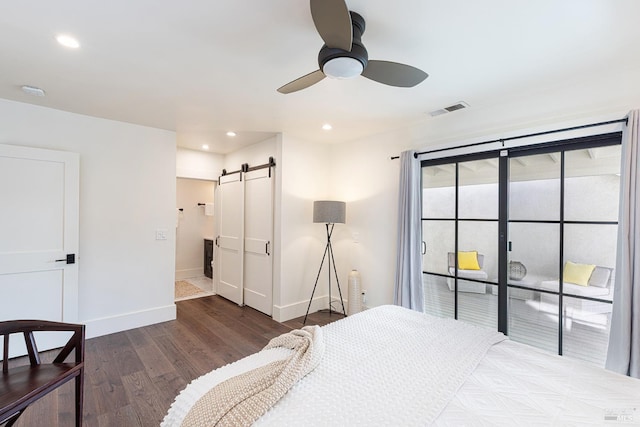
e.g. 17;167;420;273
278;6;427;93
318;11;368;75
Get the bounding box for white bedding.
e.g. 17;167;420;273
164;305;640;426
437;340;640;426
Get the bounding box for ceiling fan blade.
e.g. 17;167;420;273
361;60;429;88
277;70;326;94
310;0;352;51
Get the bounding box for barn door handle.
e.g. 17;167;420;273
55;254;76;264
421;241;426;255
265;241;271;256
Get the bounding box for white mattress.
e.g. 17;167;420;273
436;339;640;426
164;305;640;426
254;305;504;426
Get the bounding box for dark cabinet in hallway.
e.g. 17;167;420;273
204;238;213;278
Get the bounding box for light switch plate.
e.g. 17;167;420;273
156;229;168;240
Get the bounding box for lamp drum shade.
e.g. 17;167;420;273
313;200;346;224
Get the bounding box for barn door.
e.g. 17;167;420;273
215;172;244;305
243;167;274;315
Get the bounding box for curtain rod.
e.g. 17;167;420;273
390;117;628;160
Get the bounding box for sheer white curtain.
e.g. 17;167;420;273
606;109;640;378
394;150;424;311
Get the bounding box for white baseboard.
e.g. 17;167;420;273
272;295;329;322
84;304;177;339
175;268;203;281
272;296;352;322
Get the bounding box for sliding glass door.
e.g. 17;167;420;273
422;154;499;329
506;144;621;365
421;133;622;367
422;164;455;319
507;151;562;355
457;158;499;328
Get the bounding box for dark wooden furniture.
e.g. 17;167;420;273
0;320;85;427
204;238;214;278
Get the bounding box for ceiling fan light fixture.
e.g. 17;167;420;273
277;5;426;93
323;57;363;79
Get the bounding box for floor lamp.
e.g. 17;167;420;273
303;200;347;324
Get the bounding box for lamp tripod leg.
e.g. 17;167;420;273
303;242;330;325
305;222;347;324
328;240;346;317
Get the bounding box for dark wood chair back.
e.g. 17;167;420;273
0;320;85;427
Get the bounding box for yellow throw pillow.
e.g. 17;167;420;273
563;261;596;286
458;251;480;270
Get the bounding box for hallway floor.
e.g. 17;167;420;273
174;275;214;301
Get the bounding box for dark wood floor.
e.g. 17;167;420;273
11;295;345;426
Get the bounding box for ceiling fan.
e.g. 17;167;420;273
277;0;428;94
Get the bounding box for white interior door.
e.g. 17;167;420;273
0;144;79;355
243;168;274;315
215;173;244;305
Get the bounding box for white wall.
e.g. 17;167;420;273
274;134;332;321
176;147;224;180
223;136;277;171
0;98;177;338
329;133;405;310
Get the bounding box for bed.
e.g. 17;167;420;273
163;305;640;426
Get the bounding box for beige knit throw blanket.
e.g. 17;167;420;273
181;325;324;427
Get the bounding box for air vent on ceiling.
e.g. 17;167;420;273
21;85;46;97
429;101;469;117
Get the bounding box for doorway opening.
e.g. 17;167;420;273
175;177;216;301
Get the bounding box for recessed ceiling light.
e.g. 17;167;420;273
226;131;236;137
21;85;46;97
56;34;80;49
322;123;332;131
202;144;209;150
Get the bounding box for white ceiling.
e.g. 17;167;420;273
1;0;639;154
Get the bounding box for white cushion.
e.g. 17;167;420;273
588;266;612;288
538;280;610;298
448;268;488;281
